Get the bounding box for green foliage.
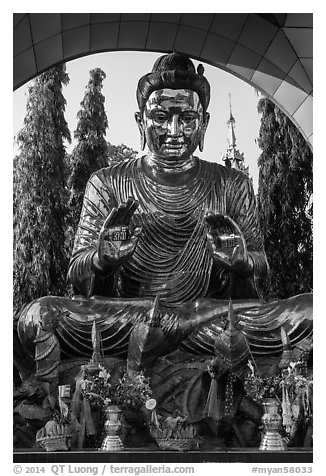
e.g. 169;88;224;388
107;143;138;165
257;98;312;299
80;364;113;408
67;68;109;241
115;371;152;410
13;65;71;313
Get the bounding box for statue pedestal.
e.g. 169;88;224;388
14;447;313;464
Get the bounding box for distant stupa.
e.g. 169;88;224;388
221;94;250;178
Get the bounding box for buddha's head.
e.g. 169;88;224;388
135;53;210;165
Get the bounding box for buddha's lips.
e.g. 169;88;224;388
161;138;189;148
163;143;185;149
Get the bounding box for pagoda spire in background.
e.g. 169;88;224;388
227;94;237;148
221;94;250;177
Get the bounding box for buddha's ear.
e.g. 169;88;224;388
204;111;210;127
135;112;146;151
199;112;210;152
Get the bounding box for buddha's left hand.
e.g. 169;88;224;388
205;214;254;277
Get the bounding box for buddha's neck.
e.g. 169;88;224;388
142;154;198;186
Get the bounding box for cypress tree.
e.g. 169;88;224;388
257;98;313;299
13;65;71;312
67;68;108;237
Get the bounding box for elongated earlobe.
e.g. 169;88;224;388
135;112;146;151
199;135;205;152
199;112;210;152
140;130;146;151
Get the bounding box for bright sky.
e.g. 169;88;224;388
13;50;262;190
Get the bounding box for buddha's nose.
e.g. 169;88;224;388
167;115;181;136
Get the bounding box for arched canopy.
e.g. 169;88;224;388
13;13;313;146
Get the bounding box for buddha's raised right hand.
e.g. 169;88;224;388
93;197;142;273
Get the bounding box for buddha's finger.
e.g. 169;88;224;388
206;230;224;254
114;198;137;225
231;245;248;268
114;202;129;225
206;232;216;250
212;251;231;267
103;208;119;228
98;227;107;245
231;244;241;261
124;199;139;225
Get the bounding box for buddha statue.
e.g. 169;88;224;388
14;53;312;386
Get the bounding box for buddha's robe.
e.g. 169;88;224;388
15;158;312;378
68;157;268;303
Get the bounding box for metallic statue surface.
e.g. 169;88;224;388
68;157;268;304
17;292;312;380
15;53;312;381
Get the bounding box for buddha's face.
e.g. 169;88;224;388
136;88;209;161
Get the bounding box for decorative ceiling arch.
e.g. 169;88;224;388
13;12;313;147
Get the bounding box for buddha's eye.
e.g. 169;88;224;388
180;111;198;123
151;111;168;123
